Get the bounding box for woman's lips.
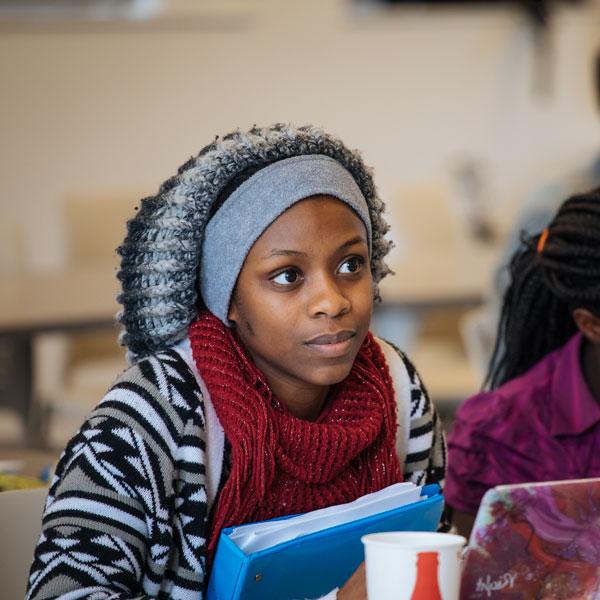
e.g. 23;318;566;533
304;330;356;357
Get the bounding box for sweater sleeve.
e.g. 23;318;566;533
385;345;449;532
25;351;210;600
398;352;447;488
376;338;447;487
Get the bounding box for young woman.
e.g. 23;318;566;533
446;190;600;538
26;124;446;600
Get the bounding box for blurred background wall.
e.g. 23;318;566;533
1;0;599;271
1;0;599;460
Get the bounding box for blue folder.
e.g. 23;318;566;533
207;483;443;600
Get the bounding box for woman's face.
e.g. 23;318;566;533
228;195;373;401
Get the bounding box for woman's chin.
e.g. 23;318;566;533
306;362;355;387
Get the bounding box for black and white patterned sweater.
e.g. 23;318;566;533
26;337;446;600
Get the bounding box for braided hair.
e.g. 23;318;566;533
486;189;600;389
117;124;392;361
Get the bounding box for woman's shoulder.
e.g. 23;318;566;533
454;362;554;435
99;343;206;437
374;336;420;383
457;336;566;431
446;367;558;512
448;374;557;477
374;336;431;413
122;342;198;381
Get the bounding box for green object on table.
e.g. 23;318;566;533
0;473;47;491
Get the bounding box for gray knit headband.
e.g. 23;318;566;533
117;124;392;361
200;155;372;324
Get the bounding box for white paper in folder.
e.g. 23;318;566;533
228;482;423;554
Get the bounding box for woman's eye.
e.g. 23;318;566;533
272;269;301;286
338;256;365;274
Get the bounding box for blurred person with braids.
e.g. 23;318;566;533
493;48;600;299
25;124;446;600
467;50;600;377
445;190;600;538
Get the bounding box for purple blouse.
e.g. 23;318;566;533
445;333;600;514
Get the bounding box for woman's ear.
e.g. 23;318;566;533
228;291;241;328
573;308;600;344
228;299;238;326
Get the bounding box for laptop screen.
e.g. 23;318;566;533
459;478;600;600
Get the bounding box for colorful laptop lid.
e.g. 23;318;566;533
460;478;600;599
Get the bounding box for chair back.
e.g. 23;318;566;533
0;487;48;599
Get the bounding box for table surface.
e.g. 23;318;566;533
0;239;498;335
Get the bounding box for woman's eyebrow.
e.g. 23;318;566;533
261;248;307;259
261;236;367;260
338;236;367;251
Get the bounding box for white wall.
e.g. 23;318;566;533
1;0;599;270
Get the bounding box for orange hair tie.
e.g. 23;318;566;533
537;228;549;254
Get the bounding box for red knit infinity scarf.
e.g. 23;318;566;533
189;312;402;559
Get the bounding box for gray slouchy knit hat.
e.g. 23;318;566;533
117;124;392;361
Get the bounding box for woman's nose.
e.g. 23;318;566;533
307;274;351;318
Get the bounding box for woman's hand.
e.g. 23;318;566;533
338;562;367;600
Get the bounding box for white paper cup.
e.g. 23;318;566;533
362;531;466;600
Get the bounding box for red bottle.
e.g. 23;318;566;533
410;551;443;600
